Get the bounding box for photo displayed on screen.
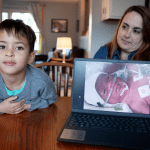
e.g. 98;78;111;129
84;62;150;114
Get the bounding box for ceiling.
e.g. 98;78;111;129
3;0;79;3
2;0;80;10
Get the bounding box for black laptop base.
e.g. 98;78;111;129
57;112;150;150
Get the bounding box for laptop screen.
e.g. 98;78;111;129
72;58;150;115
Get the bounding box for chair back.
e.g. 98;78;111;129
34;62;74;97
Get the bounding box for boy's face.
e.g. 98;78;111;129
0;30;35;76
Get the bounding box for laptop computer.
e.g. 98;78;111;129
57;58;150;149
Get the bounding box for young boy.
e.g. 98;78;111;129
0;19;57;114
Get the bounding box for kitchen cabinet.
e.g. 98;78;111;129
102;0;145;20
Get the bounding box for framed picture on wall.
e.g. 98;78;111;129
51;19;68;33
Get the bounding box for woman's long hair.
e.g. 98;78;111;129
107;6;150;61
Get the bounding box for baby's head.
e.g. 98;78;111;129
0;19;36;54
85;72;128;108
95;73;128;104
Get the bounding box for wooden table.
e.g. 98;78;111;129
0;97;128;150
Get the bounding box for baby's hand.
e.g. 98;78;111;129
0;96;26;114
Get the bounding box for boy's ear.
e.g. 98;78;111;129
28;52;35;64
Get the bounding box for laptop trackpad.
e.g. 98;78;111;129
86;129;126;147
60;129;86;141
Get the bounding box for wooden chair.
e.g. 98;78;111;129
34;62;74;97
51;50;74;64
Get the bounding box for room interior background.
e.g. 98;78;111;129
0;0;148;58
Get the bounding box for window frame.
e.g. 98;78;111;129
2;9;41;51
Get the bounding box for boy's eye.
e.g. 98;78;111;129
16;47;24;50
0;45;6;49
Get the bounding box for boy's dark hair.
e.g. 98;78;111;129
0;19;36;53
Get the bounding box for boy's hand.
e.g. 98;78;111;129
24;104;31;110
0;96;26;114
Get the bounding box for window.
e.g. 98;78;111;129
2;11;40;51
2;12;8;21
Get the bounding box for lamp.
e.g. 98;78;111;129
56;37;72;63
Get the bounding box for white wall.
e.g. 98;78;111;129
89;0;119;58
76;0;86;47
79;0;85;36
44;2;78;53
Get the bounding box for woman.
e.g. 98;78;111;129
94;6;150;61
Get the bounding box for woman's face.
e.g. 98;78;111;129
117;11;143;60
95;74;128;104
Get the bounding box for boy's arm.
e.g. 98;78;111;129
25;79;57;111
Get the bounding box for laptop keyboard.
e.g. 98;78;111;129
68;113;150;133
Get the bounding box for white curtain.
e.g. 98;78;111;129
28;2;47;54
